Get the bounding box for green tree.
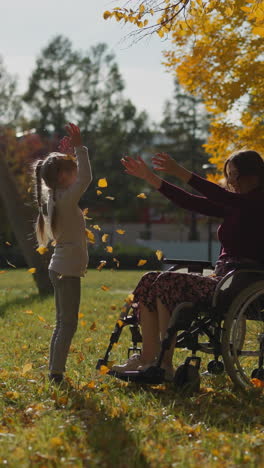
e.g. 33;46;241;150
24;36;152;220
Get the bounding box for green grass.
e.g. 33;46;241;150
0;269;264;467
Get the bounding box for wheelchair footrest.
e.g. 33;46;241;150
108;366;165;384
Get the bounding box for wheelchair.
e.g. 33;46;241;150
96;259;264;392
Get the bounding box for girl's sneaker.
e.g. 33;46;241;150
111;354;142;373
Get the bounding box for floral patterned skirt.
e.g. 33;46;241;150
132;270;222;318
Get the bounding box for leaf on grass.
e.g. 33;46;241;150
0;270;6;274
78;312;85;319
5;391;20;400
137;193;147;199
102;234;109;243
106;246;113;253
99;365;110;375
28;268;36;274
85;229;95;243
101;285;110;291
111;304;117;310
98;178;108;188
22;363;33;375
50;437;63;448
36;246;48;255
97;260;107;271
87;381;96;388
116;229;125;235
90;321;97;330
80;320;87;327
37;315;46;323
84;337;92;343
155;250;163;261
137;259;147;266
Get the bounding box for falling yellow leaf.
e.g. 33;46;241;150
105;196;115;200
98;178;108;188
36;246;48;255
37;315;46;323
90;321;97;330
5;241;11;246
125;293;134;303
117;320;124;328
77;352;85;363
137;259;147;266
78;312;85;319
137;193;147;199
101;285;110;291
82;208;89;216
22;363;33;375
93;224;101;231
155;250;163;261
102;234;109;243
116;229;125;235
113;257;120;268
6;260;16;268
27;186;32;193
99;365;110;375
97;190;102;195
97;260;107;271
28;268;36;274
106;246;113;253
51;240;57;247
85;229;95;243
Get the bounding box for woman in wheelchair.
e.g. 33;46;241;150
111;149;264;382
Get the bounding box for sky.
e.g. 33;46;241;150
1;0;175;123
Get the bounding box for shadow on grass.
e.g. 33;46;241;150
121;378;264;433
0;293;41;317
62;383;150;468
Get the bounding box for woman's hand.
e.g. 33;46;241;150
121;155;162;189
152;152;179;175
152;152;192;183
65;123;82;147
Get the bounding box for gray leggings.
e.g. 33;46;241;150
49;270;81;374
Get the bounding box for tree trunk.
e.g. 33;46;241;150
0;151;53;296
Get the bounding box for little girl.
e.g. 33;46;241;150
34;123;92;383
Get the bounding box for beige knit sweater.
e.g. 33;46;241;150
48;146;92;277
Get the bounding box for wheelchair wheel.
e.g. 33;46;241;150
222;280;264;390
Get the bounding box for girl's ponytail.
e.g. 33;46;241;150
35;160;49;246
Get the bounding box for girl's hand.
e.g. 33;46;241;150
65;123;82;147
121;155;153;181
152;152;179;175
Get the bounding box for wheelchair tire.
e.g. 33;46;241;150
174;364;200;395
222;280;264;390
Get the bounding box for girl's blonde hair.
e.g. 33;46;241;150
34;152;77;246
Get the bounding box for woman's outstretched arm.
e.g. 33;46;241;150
121;156;226;218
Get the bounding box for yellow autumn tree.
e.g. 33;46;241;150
104;1;264;176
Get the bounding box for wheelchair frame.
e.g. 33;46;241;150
96;259;264;391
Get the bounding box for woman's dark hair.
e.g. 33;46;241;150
224;150;264;189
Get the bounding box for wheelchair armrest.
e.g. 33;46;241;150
163;258;214;274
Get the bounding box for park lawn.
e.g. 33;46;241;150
0;269;264;468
